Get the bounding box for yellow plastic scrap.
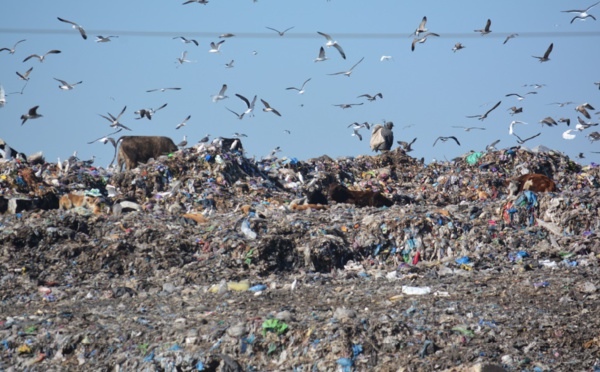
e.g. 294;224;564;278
227;281;250;291
18;344;32;354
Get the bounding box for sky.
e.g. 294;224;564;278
1;0;600;167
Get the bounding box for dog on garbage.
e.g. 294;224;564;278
507;174;557;197
59;193;102;214
327;183;393;208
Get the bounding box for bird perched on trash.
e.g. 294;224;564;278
433;136;461;146
466;101;501;120
397;137;417;152
370;122;394;152
57;17;87;39
21;105;43;125
177;135;187;148
474;19;492;35
532;43;553;62
134;103;167;120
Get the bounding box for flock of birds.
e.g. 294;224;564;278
1;2;600;164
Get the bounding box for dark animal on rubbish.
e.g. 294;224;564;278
117;136;178;171
507;173;557;196
327;183;393;208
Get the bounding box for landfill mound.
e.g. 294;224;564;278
1;144;600;371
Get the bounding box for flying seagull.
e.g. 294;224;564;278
587;131;600;142
358;93;383;101
433;136;461;146
576;116;598;131
539;117;558;127
509;120;527;135
173;36;199;46
562;1;600;23
508;106;523;115
99;106;131;131
233;132;248;138
183;0;209;4
235;93;257;117
350;123;369;141
474;19;492;35
266;26;295;36
327;57;364;77
503;33;519;44
286;78;311;94
209;40;225;53
134;103;167;120
575;102;595;119
466;100;502;120
22;50;61;63
486;139;501;152
452;126;485;131
225;60;235;68
397;138;417;152
563;129;577;140
146;87;181;93
314;46;329;62
54;78;82;90
505;91;537;101
549;101;574;107
380;55;393;61
515;132;541;144
0;39;26;54
261;99;282;116
452;42;465;52
413;16;428;36
16;67;33;81
219;33;235;38
333;103;363;109
175;115;191;130
317;31;346;59
212;84;229;102
176;51;193;64
558;117;571;126
95;35;118;42
0;85;5;108
21;105;42;125
225;107;245;120
348;121;370;130
411;33;440;51
57;17;87;39
532;43;553;62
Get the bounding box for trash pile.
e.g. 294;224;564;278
1;142;600;371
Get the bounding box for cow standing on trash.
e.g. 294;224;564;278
116;136;178;171
370;122;394;152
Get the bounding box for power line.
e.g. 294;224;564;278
1;28;599;39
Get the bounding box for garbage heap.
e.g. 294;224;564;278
1;144;599;371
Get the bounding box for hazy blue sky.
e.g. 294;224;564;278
1;1;599;166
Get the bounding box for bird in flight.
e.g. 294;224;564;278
466;101;501;120
235;93;257;117
508;106;523;115
452;42;465;52
54;78;82;90
532;43;553;62
333;103;364;109
505;92;537;101
562;129;577;140
433;136;461;146
411;33;439;51
558;117;571;126
209;40;225;53
509;120;527;135
95;35;118;43
575;102;595;119
503;33;519;44
562;1;600;23
16;67;33;81
21;105;43;125
176;51;193;64
452;126;485;131
413;16;428;36
134;103;167;120
146;87;181;93
261;99;282;116
0;85;5;108
173;36;199;46
99;106;131;130
266;26;295;36
225;107;245;120
485;139;500;152
358;93;383;101
474;19;492;35
314;46;329;62
539;117;558;127
212;84;229;102
349;123;369;141
515;132;541;144
175;115;191;130
286;78;311;94
576;116;598;131
0;39;26;54
183;0;209;4
22;50;61;63
327;57;365;77
225;60;235;68
317;31;346;59
57;17;87;39
397;138;417;152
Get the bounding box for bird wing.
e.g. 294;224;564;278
484;101;502;116
29;105;39;115
433;137;441;146
350;57;365;70
450;136;461;145
265;27;281;34
22;54;40;62
317;31;332;42
155;103;168;111
235;94;250;108
271;108;282;117
218;84;227;95
317;46;326;59
485;19;492;31
46;50;62;56
332;43;346;59
283;26;295;33
543;43;553;59
418;16;427;30
54;78;68;85
260;99;271;109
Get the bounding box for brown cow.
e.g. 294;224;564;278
327;183;393;208
508;173;557;196
117;136;178;171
